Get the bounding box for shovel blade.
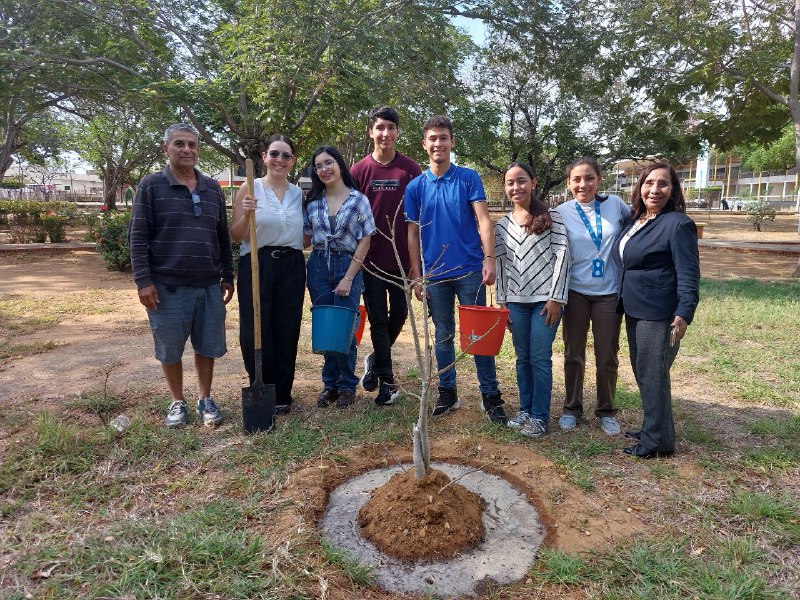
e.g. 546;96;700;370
242;380;275;435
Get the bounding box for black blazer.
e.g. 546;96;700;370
612;211;700;324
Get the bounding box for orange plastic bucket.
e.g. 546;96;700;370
354;305;367;345
458;305;509;356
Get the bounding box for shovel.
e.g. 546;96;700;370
242;158;276;434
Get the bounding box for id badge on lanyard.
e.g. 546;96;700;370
576;201;604;278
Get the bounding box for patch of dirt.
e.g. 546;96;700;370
0;246;796;599
357;467;484;560
689;211;798;242
282;436;648;559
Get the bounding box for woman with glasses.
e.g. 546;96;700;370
231;134;305;415
304;146;376;409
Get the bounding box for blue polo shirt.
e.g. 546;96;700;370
404;164;486;280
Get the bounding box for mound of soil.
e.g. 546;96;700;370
357;467;484;561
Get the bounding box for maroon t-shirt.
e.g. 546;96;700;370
351;152;422;272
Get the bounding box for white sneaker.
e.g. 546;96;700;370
558;414;577;431
507;411;531;429
600;416;621;435
197;397;223;427
164;401;187;428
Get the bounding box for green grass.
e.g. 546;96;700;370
534;548;591;585
677;279;800;407
19;499;274;599
321;540;374;587
0;340;60;360
536;437;615;492
727;490;800;546
237;402;415;479
528;538;791;599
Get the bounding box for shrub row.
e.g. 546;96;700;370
0;200;78;243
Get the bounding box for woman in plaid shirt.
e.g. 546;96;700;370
304;146;376;408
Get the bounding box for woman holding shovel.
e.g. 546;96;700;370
304;146;375;409
232;134;305;415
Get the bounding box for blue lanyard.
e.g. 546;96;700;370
575;200;602;253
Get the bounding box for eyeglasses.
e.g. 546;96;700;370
191;192;202;217
267;150;294;161
314;159;336;173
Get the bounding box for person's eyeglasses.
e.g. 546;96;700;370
267;150;294;161
314;159;336;173
191;192;202;217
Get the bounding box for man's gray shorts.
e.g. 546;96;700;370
146;282;227;364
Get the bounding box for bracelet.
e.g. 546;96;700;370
483;255;495;260
352;256;363;265
343;275;353;282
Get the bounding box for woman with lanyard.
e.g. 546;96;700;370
304;146;376;409
555;157;630;435
231;134;305;415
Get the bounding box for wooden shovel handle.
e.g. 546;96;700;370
246;159;261;352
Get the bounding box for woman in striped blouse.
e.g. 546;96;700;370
495;162;571;438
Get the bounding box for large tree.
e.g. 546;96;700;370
452;1;701;200
23;0;473;176
608;0;800;273
72;103;174;209
0;0;138;181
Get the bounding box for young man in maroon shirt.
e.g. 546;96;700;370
350;106;422;405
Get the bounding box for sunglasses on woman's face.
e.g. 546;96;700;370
267;150;293;161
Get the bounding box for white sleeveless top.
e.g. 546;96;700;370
239;178;304;256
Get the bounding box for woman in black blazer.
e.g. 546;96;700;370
612;163;700;458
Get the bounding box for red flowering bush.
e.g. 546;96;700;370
94;210;131;271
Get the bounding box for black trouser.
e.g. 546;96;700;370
626;316;680;453
237;246;305;406
362;270;407;382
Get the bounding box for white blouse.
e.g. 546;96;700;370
239;178;304;255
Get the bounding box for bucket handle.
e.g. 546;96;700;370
472;283;496;307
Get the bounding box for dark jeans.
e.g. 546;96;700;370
427;270;499;394
561;291;622;418
237;247;305;406
362;270;407;381
626;316;680;453
307;249;363;392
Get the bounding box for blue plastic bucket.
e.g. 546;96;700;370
311;305;359;354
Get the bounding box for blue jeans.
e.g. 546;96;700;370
427;270;499;394
508;302;561;422
307;250;363;392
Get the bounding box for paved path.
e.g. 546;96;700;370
698;240;800;255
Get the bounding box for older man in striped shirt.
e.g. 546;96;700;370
130;123;234;429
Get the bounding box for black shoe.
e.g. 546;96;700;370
481;392;507;426
432;386;460;416
624;429;641;440
623;444;674;459
317;388;336;408
374;379;398;407
335;389;356;408
275;404;291;415
360;352;378;392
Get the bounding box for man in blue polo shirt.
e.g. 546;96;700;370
404;115;507;424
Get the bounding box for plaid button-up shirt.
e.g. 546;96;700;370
304;188;376;254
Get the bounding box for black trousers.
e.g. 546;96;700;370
237;247;305;406
362;270;407;381
626;316;680;453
